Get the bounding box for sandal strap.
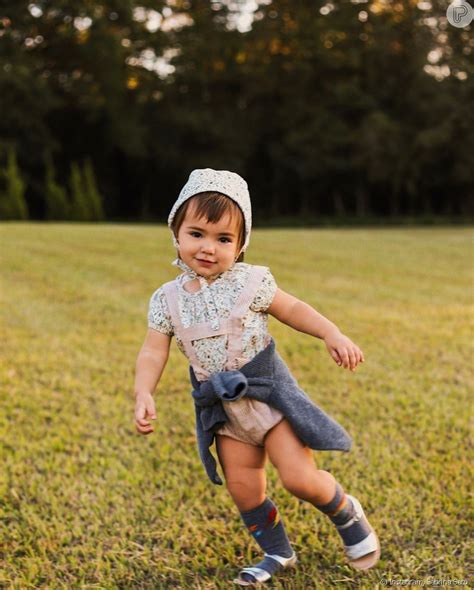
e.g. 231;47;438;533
337;512;362;530
336;494;364;530
345;531;378;560
239;567;271;583
337;495;379;561
263;552;297;567
236;551;297;584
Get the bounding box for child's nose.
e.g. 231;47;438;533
201;240;215;253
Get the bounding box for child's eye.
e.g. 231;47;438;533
190;231;202;238
219;237;232;243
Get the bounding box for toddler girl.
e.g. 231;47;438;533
134;169;380;586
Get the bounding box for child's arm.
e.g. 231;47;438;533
134;329;171;435
267;289;364;372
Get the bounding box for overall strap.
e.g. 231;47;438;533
162;280;211;380
162;280;182;332
163;279;234;340
162;265;269;378
225;265;268;370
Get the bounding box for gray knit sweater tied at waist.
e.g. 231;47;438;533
190;338;352;485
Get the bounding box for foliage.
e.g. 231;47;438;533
83;158;104;221
44;154;70;220
69;161;89;221
0;148;28;220
0;1;472;220
68;159;105;221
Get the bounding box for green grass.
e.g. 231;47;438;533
1;223;472;589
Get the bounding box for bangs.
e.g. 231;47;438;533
191;192;243;227
172;192;245;249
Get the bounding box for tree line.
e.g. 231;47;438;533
0;0;472;223
0;149;104;220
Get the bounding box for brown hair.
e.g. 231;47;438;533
171;192;246;262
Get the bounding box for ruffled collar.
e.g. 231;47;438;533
171;257;235;285
171;257;235;331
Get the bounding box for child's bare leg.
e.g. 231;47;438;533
264;419;379;570
215;434;296;584
215;434;267;511
263;419;336;505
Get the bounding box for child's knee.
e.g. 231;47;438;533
226;475;266;510
281;468;332;499
281;471;312;498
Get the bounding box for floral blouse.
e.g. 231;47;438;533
148;262;277;375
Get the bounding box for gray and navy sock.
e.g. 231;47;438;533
239;497;293;583
316;482;371;547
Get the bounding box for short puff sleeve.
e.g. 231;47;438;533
148;287;174;336
249;267;278;313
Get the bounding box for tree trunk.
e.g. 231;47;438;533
356;187;368;217
333;191;346;216
300;182;315;217
389;187;400;218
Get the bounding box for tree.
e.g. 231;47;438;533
83;158;104;221
44;154;70;220
69;161;89;221
0;148;28;220
0;0;472;221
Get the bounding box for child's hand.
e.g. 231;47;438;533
134;392;157;435
324;330;365;372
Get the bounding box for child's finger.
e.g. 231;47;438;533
135;405;146;422
136;424;154;435
135;418;154;434
330;349;342;365
348;348;357;370
146;401;157;420
135;400;155;433
354;345;365;363
338;348;350;368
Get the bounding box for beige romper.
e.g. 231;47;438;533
160;265;284;447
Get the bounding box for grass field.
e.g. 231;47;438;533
1;223;472;589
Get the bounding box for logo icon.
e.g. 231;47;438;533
446;0;473;27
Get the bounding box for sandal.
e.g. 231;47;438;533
233;551;298;586
339;495;380;570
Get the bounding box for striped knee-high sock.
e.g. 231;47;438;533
315;483;371;547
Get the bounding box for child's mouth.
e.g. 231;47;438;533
196;259;216;267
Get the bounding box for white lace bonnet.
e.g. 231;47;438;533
167;168;252;255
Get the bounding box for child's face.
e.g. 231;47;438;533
176;202;242;279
